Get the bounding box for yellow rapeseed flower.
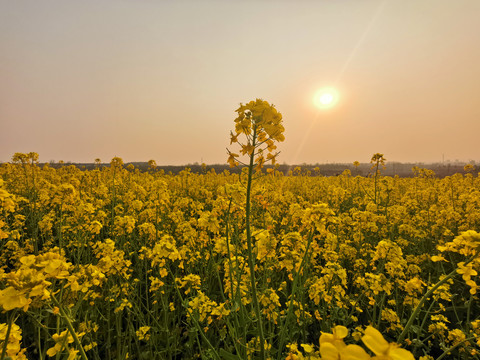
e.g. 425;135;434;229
362;326;414;360
0;322;28;360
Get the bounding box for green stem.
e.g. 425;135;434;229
276;229;314;360
413;298;436;350
397;262;469;344
37;325;44;360
224;199;245;357
435;336;477;360
0;311;16;360
466;293;473;325
51;296;88;360
116;312;122;359
111;166;117;238
245;126;266;360
172;275;220;360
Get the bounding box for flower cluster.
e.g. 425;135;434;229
286;325;414;360
0;251;71;311
228;99;284;170
0;322;28;360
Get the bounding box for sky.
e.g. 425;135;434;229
1;0;480;165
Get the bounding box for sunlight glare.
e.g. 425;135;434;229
313;88;339;109
320;93;333;105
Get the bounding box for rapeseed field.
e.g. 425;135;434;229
1;101;479;359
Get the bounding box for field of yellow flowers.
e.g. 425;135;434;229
1;101;480;360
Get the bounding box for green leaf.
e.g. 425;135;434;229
219;349;241;360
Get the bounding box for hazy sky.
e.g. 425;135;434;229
1;0;479;165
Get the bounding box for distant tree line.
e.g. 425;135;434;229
16;160;475;178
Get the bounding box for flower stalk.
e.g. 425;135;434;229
244;125;266;360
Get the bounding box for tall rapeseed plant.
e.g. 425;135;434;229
227;99;285;360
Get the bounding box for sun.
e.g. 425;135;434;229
313;87;339;109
